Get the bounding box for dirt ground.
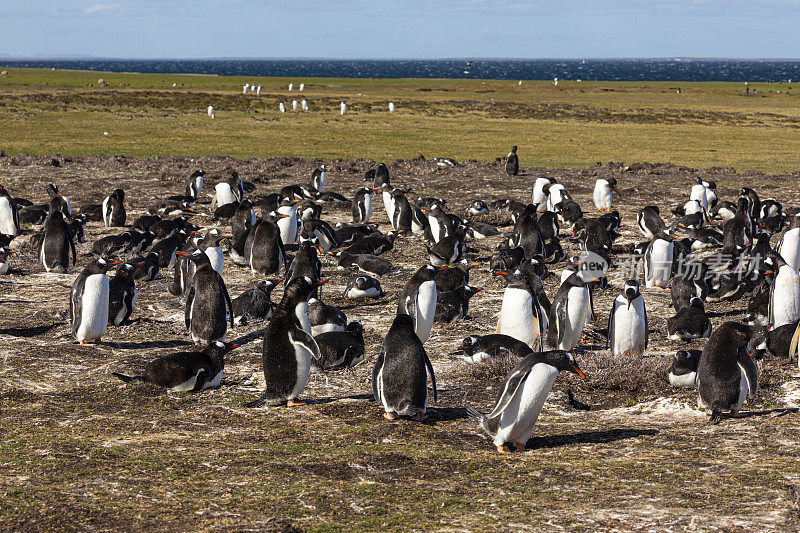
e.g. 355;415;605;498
2;153;800;531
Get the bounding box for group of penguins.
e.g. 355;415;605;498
1;151;800;453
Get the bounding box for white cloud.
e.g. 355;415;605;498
83;3;122;15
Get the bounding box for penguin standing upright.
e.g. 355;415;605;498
185;170;206;200
497;271;545;351
215;180;238;207
197;229;231;274
505;146;519;176
373;313;437;421
690;178;709;211
544;271;598;352
466;350;585;453
38;210;76;273
644;232;675;288
381;183;396;227
102;188;126;227
593;178;616;212
397;265;439;343
108;262;138;326
70;258;118;344
246;277;323;407
275;204;298;246
697;322;760;423
766;254;800;328
0;185;20;236
531;177;555;211
181;250;234;345
245;219;286;276
778;221;800;272
46;183;71;217
310;165;329;193
352;187;374;224
637;206;666;239
112;341;238;392
607;280;648;357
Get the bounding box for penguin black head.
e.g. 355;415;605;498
456;336;479;353
178;248;211;267
46;182;61;198
282;276;325;308
90;257;121;274
688;297;705;311
459;285;483;300
413;264;439;281
623;280;640;308
258;279;283;295
672;350;700;373
363;169;376;182
543;350;586;378
206;340;241;358
345;321;364;336
511;145;517;153
112;188;125;201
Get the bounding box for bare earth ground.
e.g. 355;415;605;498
1;153;800;531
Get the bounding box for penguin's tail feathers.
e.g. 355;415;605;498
465;406;487;426
111;372;144;383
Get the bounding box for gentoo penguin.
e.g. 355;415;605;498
607;280;648;357
667;297;712;340
343;275;384;299
352;187;374;224
126;228;153;254
307;297;347;336
38;210;76;273
245;219;286;276
132;213;162;232
91;232;132;259
778;224;800;272
0;246;18;274
531;177;555;211
766;254;800;328
450;334;532;363
671;272;709;311
102;189;126;227
434;261;478;292
232;279;280;326
380;183;396;227
0;185;20;236
593;178;616;212
112;341;239;392
373;313;437;421
152;228;189;269
466;199;490;216
697;322;760;423
497;271;545;351
468;221;500;239
434;285;482;323
644;232;675;288
246;276;323;407
336;251;393;277
669;349;700;388
309;165;329;193
313;321;366;371
197;229;231;274
690;178;709;211
398;265;439;343
710;201;737;223
300;218;340;253
722;197;753;250
546;183;569;213
70;258;118;344
505;146;519;176
185;170;206;200
132;251;160;282
390;189;413;232
108;262;138;326
215;180;239;207
427;230;466;266
466;350;585;453
740;187;761;225
544;271;598;352
637;206;666;239
181;250;234;345
46;182;71;217
272;204;297;246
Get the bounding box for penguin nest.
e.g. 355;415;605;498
575;353;672;396
460;353;520;384
471;210;513;227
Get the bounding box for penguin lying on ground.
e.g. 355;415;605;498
308;297;347;336
450;334;532;364
343;275;384;299
669;349;700;388
313;322;366;371
232;279;281;326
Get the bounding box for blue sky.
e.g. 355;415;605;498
2;1;799;59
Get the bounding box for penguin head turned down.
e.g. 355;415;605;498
280;276;325;310
623;280;641;309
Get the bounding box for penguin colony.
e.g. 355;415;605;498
2;149;800;455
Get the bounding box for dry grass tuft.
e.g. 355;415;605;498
576;352;672;396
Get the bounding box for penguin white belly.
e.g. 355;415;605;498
462;352;491;364
64;197;71;216
347;287;380;298
684;201;702;215
772;266;800;328
611;298;646;356
669;371;696;388
690;185;708;210
102;196;111;227
494;364;559;446
547;189;564;212
532;179;548;208
735;364;750;412
779;228;800;272
295;301;312;335
383;192;395;228
362;194;372;222
311;323;344;336
289;333;314;400
717;207;735;222
428;215;441;243
0;197;17;236
593;182;612;210
0;261;8;274
172;369;202;392
498;288;537;349
278;216;297;245
376;360;390;411
560;288;590;351
203;368;223;390
205;246;224;274
415;281;437;343
76;275;109;342
215;183;236;207
646;240;673;288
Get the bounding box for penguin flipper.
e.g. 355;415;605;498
68;230;76;266
112;372;144;383
790;322;800;362
289;327;321;364
607;301;616;351
422;349;437;403
555;298;569;348
485;366;532;420
737;349;759;400
220;275;234;327
643;300;649;349
185;286;195;331
588;286;595;322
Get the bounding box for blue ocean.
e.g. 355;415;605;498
1;58;799;82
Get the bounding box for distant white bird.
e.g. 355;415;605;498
301;99;308;111
388;102;395;112
299;83;305;91
288;83;293;91
553;77;558;86
172;82;177;87
243;83;250;94
292;100;298;111
256;85;261;96
279;102;286;113
250;84;255;92
518;80;522;85
207;105;214;119
340;101;347;115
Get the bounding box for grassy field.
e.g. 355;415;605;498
1;68;800;171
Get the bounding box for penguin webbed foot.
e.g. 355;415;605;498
383;411;399;421
708;410;725;425
287;399;307;407
515;442;526;453
496;444;512;454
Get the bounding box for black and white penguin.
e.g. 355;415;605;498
307;297;347;336
722;197;753;250
343;275;384;299
373;313;437;421
450;334;532;363
112;341;238;392
497;270;547;351
70;258;119;344
531;177;555;209
690;178;709;211
0;246;18;274
671;272;709;311
91;232;132;259
102;188;126;227
636;206;666;239
505;146;519;176
778;225;800;273
546;183;570;213
352;187;374;224
197;229;231;274
39;210;76;273
544;271;597;352
181;250;234;345
309;165;330;193
434;261;477;292
232;279;281;326
336;251;394;277
593;178;616;212
313;321;366;371
644;232;675;288
185;170;206;200
466;199;489;216
426;230;466;266
132;213;162;232
300;218;340;253
132;251;160;282
274;204;298;246
390;189;413;233
697;322;760;423
108;262;138;326
0;185;20;236
46;182;71;217
765;254;800;328
246;276;323;407
466;350;585;453
126;228;154;255
710;201;737;223
669;349;700;388
434;285;482;323
667;297;712;340
607;280;648;357
151;228;189;268
398;265;439;343
215;176;242;207
245;219;286;276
